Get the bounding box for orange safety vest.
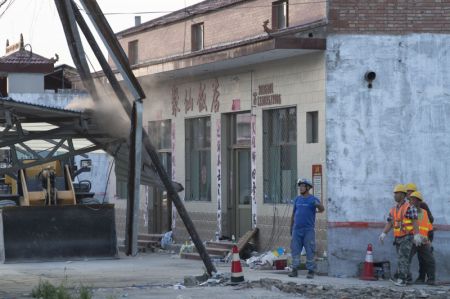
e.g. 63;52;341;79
418;209;433;238
390;202;414;238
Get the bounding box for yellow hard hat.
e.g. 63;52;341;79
410;191;423;201
405;183;417;192
393;184;407;194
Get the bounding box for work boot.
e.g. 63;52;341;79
306;270;314;279
427;280;436;286
288;268;298;277
406;273;413;284
415;275;426;285
394;279;407;287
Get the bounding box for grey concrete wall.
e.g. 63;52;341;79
8;73;44;93
326;34;450;279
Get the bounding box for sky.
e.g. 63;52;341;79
0;0;203;70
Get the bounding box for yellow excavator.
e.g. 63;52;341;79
0;159;117;263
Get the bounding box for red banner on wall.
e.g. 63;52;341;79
312;164;322;201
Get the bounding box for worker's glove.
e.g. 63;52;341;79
379;232;386;244
413;234;423;246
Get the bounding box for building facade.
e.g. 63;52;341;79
108;0;450;278
112;0;328;255
326;0;450;279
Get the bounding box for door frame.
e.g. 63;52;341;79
225;112;251;239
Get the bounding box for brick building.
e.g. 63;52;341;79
109;0;328;255
103;0;450;278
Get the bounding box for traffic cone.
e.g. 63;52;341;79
230;245;244;283
360;243;376;281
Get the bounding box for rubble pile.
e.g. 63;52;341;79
239;278;449;299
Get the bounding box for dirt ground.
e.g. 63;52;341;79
0;252;448;299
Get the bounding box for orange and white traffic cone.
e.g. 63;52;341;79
360;243;376;281
230;245;244;283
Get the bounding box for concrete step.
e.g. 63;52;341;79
137;239;160;247
118;244;148;253
180;252;224;261
117;238;160;250
138;233;164;241
205;247;231;257
205;241;235;250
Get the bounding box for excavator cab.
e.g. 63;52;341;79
17;161;76;206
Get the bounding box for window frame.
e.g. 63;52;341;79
306;111;319;144
191;22;204;52
272;0;289;30
185;116;211;202
128;39;139;65
263;106;297;204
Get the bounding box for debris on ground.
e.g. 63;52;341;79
236;278;450;299
160;231;173;249
173;283;186;290
179;241;195;255
245;247;288;270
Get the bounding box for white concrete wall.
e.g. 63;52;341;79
326;34;450;278
7;73;44;94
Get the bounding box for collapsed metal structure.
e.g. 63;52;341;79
0;0;216;275
70;0;216;275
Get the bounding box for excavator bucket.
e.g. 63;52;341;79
0;204;117;263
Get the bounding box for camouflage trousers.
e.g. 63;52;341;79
395;235;413;280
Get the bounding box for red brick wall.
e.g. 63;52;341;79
115;0;326;64
329;0;450;34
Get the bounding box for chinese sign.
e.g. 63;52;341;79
171;78;221;116
253;83;281;107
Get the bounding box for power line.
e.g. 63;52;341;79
78;1;327;16
0;0;15;19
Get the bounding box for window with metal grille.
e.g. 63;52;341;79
191;23;204;51
272;0;288;30
148;119;172;173
263;107;297;204
306;111;319;144
128;40;139;65
185;117;211;201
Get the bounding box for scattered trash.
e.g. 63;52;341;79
173;283;186;290
179;241;195;255
161;231;173;249
183;276;199;287
245;248;287;270
198;272;230;286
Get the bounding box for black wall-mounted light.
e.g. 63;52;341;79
364;71;376;88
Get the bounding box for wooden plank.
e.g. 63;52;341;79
237;228;259;253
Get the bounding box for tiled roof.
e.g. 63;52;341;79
0;49;54;65
0;50;55;73
117;0;251;37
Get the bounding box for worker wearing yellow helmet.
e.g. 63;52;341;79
379;184;420;287
409;191;436;285
405;184;435;284
405;183;434;241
